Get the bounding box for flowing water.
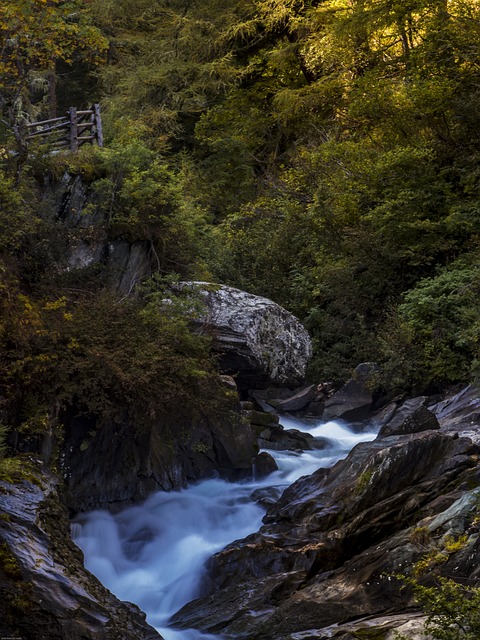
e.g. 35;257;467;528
72;417;377;639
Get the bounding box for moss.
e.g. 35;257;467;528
355;468;374;495
413;533;469;578
38;491;85;573
192;442;209;454
0;456;44;488
443;533;468;554
0;543;22;581
410;525;431;548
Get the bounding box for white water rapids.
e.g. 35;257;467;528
72;417;377;640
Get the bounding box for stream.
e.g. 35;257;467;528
72;416;377;639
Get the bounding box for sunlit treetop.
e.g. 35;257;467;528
0;0;108;118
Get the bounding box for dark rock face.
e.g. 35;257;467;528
0;460;162;640
256;425;318;451
43;173;153;294
323;378;372;422
171;386;480;639
431;384;480;441
322;363;379;422
253;452;278;478
63;405;258;512
378;396;440;438
191;284;312;390
274;385;317;412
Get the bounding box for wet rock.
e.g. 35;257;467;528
431;384;480;441
257;425;317;451
0;459;162;640
189;283;312;389
322;379;372;422
247;409;280;428
275;385;317;412
250;388;296;403
250;486;284;508
253;452;278;478
378;397;439;438
322;364;379;422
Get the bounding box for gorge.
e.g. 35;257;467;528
72;417;378;640
2;1;480;637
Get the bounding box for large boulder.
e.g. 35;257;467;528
0;458;162;640
190;284;312;389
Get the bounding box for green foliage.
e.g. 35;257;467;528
0;167;38;251
380;257;480;390
355;468;374;496
1;0;480;441
0;0;107;125
0;285;222;432
0;423;7;460
400;577;480;640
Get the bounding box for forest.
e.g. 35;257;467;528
1;0;480;447
2;2;480;640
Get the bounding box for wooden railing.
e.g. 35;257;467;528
25;105;103;151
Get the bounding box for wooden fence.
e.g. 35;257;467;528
25;105;103;151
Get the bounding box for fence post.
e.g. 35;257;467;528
93;104;103;147
69;107;78;151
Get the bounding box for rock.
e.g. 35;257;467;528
63;402;258;512
257;426;317;451
251;486;284;508
189;283;312;389
323;379;372;422
172;424;480;639
107;240;152;295
42;173;153;294
247;409;280;427
220;375;238;390
253;613;429;640
303;400;325;418
378;397;440;438
322;363;381;423
0;458;162;640
431;384;480;441
250;388;296;403
253;452;278;478
275;385;317;412
353;362;381;385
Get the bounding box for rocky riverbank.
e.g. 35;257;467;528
171;384;480;639
0;460;162;640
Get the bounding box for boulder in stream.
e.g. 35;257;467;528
322;363;379;422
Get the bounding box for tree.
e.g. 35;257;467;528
0;0;107;131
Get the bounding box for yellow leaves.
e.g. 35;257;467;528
68;337;80;350
43;296;67;311
0;0;108;92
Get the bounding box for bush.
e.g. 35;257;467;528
399;577;480;640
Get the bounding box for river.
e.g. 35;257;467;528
72;416;377;639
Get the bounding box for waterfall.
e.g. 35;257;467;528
73;417;377;639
